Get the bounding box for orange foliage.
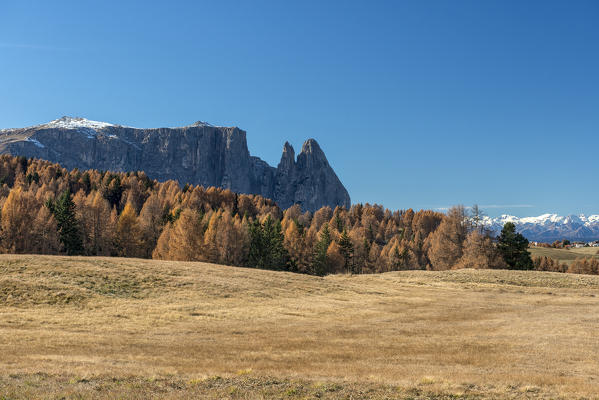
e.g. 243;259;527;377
0;155;594;277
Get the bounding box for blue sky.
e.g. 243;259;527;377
1;1;597;217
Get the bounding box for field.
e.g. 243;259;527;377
529;246;599;264
1;255;599;399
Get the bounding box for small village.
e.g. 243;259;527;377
530;240;599;248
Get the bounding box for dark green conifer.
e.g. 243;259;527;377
338;228;354;273
50;190;84;255
334;213;344;232
312;223;332;276
248;216;289;270
497;222;533;270
248;219;265;268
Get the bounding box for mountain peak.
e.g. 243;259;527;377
45;116;114;130
189;121;214;128
300;138;322;154
282;141;295;158
278;141;296;172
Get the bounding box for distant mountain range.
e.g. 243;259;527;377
482;214;599;242
0;116;350;212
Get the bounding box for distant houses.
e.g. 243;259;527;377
530;240;599;248
572;241;599;248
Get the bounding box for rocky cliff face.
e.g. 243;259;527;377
0;117;350;211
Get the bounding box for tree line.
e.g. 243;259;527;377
0;155;597;276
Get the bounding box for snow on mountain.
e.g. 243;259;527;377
26;138;45;148
0;116;118;134
587;215;599;224
482;214;599;242
44;116;115;130
1;116;219;132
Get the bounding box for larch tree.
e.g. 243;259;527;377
152;223;172;260
164;208;206;261
567;258;599;275
326;240;345;273
0;189;39;253
469;204;486;233
426;206;468;271
31;206;60;254
115;202;143;258
202;212;219;262
139;193;165;257
91;192;115;256
208;211;249;266
457;230;506;270
283;219;312;273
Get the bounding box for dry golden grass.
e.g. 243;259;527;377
1;255;599;399
529;246;599;264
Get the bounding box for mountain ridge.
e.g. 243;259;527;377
482;213;599;242
0;116;351;212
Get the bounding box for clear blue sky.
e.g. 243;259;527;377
1;1;597;217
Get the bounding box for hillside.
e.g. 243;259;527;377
1;255;599;399
529;246;599;264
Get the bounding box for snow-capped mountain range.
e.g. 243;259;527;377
482;214;599;242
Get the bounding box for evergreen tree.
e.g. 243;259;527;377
263;216;289;269
247;218;265;268
338;228;354;273
50;190;84;255
81;172;92;194
358;238;371;274
312;223;332;276
103;175;123;208
389;244;409;271
247;216;289;270
25;171;40;185
497;222;533;270
334;213;344;232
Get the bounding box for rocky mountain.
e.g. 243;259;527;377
0;117;350;211
482;214;599;242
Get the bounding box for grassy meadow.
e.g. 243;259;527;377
1;255;599;399
529;246;599;264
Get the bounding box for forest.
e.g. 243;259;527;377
1;154;597;276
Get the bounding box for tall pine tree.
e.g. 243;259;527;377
312;223;332;276
497;222;533;270
247;219;265;267
338;228;354;273
49;190;84;255
247;216;289;270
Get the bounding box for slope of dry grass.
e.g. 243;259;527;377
529;246;599;264
1;255;599;399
